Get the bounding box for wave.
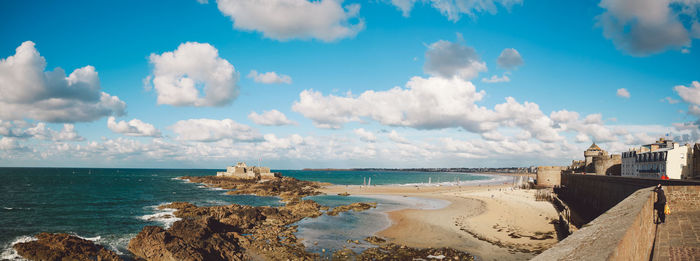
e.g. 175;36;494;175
197;185;225;191
171;177;191;183
139;204;181;229
2;207;30;211
71;234;101;242
1;235;37;260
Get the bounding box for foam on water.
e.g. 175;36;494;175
139;204;181;229
1;235;37;261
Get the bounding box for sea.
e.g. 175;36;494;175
0;168;508;260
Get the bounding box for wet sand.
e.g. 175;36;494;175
320;184;559;260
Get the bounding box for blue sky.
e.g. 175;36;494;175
1;0;699;168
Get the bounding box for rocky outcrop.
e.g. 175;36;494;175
128;200;336;260
13;233;122;261
365;236;386;245
181;176;323;202
332;242;475;260
326;202;377;216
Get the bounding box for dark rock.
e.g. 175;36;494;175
13;233;122;261
327;202;377;216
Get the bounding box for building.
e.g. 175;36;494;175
621;138;692;179
217;162;279;180
568;143;621;175
536;166;566;187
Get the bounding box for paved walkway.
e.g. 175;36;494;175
653;210;700;260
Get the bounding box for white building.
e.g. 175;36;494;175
621;138;692;179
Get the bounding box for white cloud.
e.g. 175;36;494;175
293;76;490;130
107;117;161;137
482;73;510;83
496;48;523;69
675;81;700;105
26;123;84;141
293;76;563;143
390;0;523;21
215;0;365;42
661;96;680;104
0;41;126;123
551;110;619;143
0;120;83;141
170;118;261;142
424;39;487;80
147;42;239;107
248;110;296;126
247;70;292;84
354;128;376;142
390;0;418;16
388;130;410;144
0;137;26;151
616;88;630;98
596;0;700;55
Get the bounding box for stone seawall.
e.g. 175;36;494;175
535;174;700;260
556;174;700;224
533;187;656;260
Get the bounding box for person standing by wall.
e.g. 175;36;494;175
653;184;667;224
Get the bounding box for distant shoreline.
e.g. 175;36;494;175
301;168;536;176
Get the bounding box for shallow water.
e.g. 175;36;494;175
0;168;494;259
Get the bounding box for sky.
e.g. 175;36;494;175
0;0;699;169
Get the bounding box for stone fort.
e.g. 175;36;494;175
568;143;621;175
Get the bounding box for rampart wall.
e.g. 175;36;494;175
535;174;700;260
536;166;564;188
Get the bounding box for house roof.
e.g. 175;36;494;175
587;143;602;151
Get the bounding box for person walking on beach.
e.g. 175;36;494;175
653;184;666;224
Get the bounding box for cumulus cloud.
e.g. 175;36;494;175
215;0;365;42
616;88;630;98
26;123;84;141
550;110;620;143
107;117;161;137
293;76;563;143
170;118;261;142
389;0;523;21
674;81;700;116
424;39;487;80
354;128;376;142
496;48;523;69
0;41;126;122
146;42;239;107
248;110;296;126
0;120;84;141
0;137;27;151
675;81;700;105
482;73;510;83
596;0;700;55
388;130;410;144
247;70;292;84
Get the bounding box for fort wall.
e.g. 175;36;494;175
535;174;700;260
593;154;621;175
536;166;565;187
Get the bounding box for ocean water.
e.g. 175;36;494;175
0;168;498;259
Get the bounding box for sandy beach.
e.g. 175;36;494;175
320;183;559;260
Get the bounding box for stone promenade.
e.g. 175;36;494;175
653;210;700;260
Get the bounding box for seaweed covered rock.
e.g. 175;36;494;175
129;200;337;261
326;202;377;216
333;243;475;261
13;233;122;261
